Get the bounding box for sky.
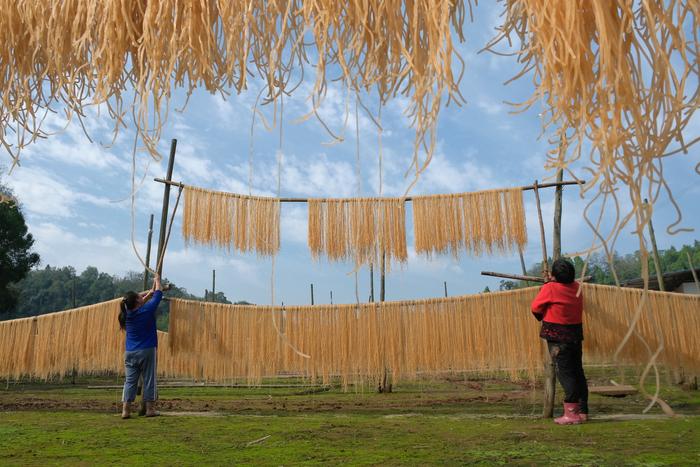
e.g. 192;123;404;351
3;3;699;307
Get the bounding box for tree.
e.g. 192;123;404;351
0;186;40;317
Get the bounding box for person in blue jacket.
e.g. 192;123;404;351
118;274;163;419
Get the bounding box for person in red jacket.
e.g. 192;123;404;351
531;258;588;424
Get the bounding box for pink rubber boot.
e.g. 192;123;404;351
554;402;583;425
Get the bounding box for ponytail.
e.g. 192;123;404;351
119;291;140;331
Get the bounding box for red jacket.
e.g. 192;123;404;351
530;281;583;325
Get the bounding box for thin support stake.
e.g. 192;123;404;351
143;214;154;290
686;252;700;291
644;199;665;291
532;180;549;276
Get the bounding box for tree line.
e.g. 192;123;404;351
499;241;700;291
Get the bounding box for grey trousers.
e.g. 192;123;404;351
122;347;158;402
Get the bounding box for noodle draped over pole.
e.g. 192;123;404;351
412;188;527;257
308;197;408;267
182;185;280;256
1;285;698;386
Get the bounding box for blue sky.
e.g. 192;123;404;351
3;3;699;306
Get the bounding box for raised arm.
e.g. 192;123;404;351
136;275;163;316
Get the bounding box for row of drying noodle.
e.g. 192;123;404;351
1;285;698;386
0;299;180;380
182;185;527;265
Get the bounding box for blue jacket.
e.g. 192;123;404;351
125;290;162;351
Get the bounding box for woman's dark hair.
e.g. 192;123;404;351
119;291;140;330
551;258;576;284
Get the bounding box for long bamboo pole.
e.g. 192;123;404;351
687;252;700;291
154;178;583;201
481;271;591;283
143;214;154;290
644;199;665;291
552;169;563;261
156;140;177;276
533;179;555;419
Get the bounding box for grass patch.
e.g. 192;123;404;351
1;411;698;465
1;369;698;464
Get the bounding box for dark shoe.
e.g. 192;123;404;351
138;400;147;417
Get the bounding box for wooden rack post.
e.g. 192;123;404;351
156;139;178;276
644;199;665;291
533;180;555;418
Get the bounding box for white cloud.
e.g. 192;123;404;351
30;222;144;273
476;98;505;115
6;167;113;218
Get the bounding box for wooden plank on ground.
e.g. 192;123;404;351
589;385;637;397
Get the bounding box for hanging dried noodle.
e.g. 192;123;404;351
166;284;700;387
0;0;470;173
308;197;407;267
182;185;280;256
2;285;698;386
413;188;527;257
0;300;123;380
486;0;699;270
486;2;699;408
0;301;186;380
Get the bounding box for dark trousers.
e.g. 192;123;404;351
547;340;588;413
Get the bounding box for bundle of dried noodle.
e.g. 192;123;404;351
308;197;407;266
0;303;188;380
413;188;527;257
0;0;470;174
183;185;280;256
168;289;545;387
0;300;124;380
487;1;699;280
167;285;700;387
583;284;700;373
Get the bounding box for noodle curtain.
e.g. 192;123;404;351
2;285;698;385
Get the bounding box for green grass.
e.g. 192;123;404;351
1;369;699;465
1;411;699;465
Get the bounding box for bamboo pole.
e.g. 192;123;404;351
380;252;386;302
154;178;584;201
212;270;216;303
518;246;532;287
533;179;555;418
552;170;563;261
481;271;592;283
644;199;665;291
687;252;700;291
143;214;154;290
156;139;177;276
532;181;550;276
370;264;375;303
